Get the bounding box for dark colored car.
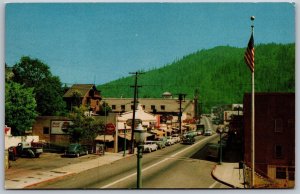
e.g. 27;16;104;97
64;143;88;157
182;136;195;145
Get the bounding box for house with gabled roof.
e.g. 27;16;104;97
63;84;102;114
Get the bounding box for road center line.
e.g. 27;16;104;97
101;135;217;188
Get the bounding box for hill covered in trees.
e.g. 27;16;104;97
98;43;295;113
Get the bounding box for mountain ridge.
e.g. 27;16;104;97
98;43;295;113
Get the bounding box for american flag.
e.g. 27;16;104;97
244;32;254;72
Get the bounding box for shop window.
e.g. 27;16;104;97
112;105;116;110
161;105;165;110
276;167;286;179
151;105;155;110
43;127;49;134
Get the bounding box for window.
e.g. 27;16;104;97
288;167;295;180
112;105;116;110
43;127;49;134
151;105;155;110
121;105;125;111
276;167;286;179
288;119;295;130
131;105;134;110
274;119;283;132
161;105;165;111
275;144;283;159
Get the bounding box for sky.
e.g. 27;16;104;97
5;2;295;85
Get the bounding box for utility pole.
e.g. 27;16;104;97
177;93;186;136
129;71;144;154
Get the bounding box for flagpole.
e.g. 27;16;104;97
250;16;255;188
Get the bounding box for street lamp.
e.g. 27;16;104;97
123;123;127;157
218;127;223;165
134;123;147;189
218;126;229;165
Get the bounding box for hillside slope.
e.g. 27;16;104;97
98;43;295;112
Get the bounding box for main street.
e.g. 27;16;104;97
29;127;230;189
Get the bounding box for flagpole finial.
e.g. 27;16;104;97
250;16;255;30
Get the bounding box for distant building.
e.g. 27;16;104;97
103;96;194;118
63;84;102;114
243;93;295;188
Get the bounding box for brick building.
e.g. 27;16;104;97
243;93;295;188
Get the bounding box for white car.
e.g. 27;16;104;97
171;134;181;143
166;136;176;146
143;141;158;152
204;129;213;136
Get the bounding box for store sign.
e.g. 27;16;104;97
51;120;73;134
105;123;116;135
126;119;142;127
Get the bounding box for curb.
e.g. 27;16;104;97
211;164;239;189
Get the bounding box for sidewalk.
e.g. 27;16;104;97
212;162;245;188
5;152;133;189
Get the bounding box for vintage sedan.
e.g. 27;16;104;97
143;141;158;153
166;136;176;146
204;129;213;136
64;143;88;157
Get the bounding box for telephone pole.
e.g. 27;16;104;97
129;71;144;154
177;93;186;136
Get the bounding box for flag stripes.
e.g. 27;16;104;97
244;33;255;72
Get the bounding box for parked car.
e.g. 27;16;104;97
182;136;195;145
204;129;213;136
166;136;176;146
171;134;181;143
143;141;158;152
196;130;203;136
64;143;88;157
9;142;43;160
154;137;166;149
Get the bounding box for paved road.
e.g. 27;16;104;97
29;134;229;189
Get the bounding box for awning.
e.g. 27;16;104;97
95;135;114;142
118;133;132;141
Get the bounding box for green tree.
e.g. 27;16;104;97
5;82;38;135
35;76;67;115
68;106;104;144
12;56;66;116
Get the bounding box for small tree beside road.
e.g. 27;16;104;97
68;106;104;144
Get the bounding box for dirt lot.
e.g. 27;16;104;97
5;152;100;180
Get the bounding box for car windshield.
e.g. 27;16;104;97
68;144;78;151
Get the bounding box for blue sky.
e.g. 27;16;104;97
5;2;295;85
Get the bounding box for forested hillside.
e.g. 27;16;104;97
98;43;295;113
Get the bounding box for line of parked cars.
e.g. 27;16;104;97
142;134;182;153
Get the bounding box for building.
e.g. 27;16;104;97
63;84;102;114
243;93;295;188
103;94;195;124
32;116;72;147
